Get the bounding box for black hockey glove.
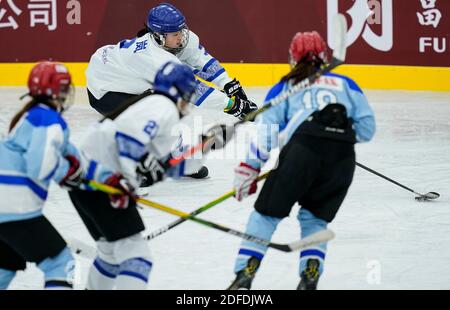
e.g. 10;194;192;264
136;153;166;187
225;97;259;121
224;79;248;101
202;124;235;151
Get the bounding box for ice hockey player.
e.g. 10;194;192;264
0;61;104;289
87;3;249;180
86;2;258;120
68;62;230;290
228;31;376;290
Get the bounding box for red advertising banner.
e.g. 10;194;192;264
0;0;449;66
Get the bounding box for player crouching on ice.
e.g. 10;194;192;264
86;2;258;180
69;62;230;290
0;62;112;290
228;31;376;290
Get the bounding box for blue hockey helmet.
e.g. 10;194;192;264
147;3;186;33
147;3;189;54
154;62;197;115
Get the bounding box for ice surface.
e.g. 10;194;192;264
1;87;449;290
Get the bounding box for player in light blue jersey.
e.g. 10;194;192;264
0;62;111;290
228;32;376;290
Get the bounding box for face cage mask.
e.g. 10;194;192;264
56;84;75;113
153;27;190;55
176;89;195;118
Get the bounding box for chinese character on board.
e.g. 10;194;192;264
420;0;437;10
28;0;57;31
417;0;442;28
0;0;22;30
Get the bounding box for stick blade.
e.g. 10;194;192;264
415;192;440;202
288;229;336;251
331;14;348;63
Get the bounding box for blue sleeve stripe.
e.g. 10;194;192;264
250;143;269;162
118;271;148;283
202;58;217;72
0;175;48;200
238;249;265;260
115;132;146;161
193;69;200;75
300;249;326;260
86;161;98;180
195;87;214;106
206;68;226;82
115;132;145;148
118;152;141;162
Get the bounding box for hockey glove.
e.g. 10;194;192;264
136;153;166;187
225;96;259;121
234;163;260;201
59;155;83;190
224;79;248;101
202;124;235;151
105;174;136;209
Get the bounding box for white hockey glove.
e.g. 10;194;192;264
136;153;166;187
234;163;261;201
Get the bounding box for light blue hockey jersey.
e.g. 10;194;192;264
0;104;111;224
246;73;376;169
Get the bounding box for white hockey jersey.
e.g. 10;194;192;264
80;94;204;188
86;31;233;111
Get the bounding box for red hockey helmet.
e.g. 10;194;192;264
289;31;328;67
28;61;72;100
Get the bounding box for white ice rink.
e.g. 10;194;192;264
1;87;450;290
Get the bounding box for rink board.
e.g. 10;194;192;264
0;63;449;92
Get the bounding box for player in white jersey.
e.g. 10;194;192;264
86;2;257;121
0;62;100;290
68;62;229;290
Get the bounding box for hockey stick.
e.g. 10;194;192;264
68;227;334;260
356;162;440;202
167;14;348;168
144;171;270;241
86;180;334;252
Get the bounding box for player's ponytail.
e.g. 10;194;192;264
9;97;58;132
137;26;150;38
281;58;323;86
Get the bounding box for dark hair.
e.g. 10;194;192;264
137;25;166;48
137;26;150;38
281;58;324;86
9;97;57;132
